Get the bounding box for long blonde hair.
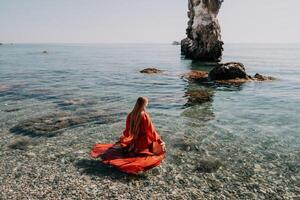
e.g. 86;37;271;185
129;97;148;138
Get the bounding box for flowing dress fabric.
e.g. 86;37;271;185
90;113;165;174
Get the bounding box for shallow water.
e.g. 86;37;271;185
0;43;299;199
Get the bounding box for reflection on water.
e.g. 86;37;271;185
0;44;299;198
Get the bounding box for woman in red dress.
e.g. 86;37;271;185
90;97;166;174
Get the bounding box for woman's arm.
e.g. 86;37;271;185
144;113;166;153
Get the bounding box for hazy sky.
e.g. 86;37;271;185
1;0;300;43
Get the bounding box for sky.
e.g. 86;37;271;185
0;0;300;44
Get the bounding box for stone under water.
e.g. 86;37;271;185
184;90;214;106
10;111;125;137
140;68;164;74
181;0;224;61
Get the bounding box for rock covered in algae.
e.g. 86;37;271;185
10;111;125;137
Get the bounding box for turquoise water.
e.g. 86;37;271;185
0;43;299;198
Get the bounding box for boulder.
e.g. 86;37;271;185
140;68;163;74
209;62;248;80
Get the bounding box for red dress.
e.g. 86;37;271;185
90;112;165;174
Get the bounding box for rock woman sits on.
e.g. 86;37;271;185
90;97;166;174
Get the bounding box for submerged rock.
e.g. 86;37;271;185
196;158;222;173
10;111;125;137
56;99;97;109
184;90;213;106
140;68;164;74
181;0;224;61
209;62;248;80
254;73;276;81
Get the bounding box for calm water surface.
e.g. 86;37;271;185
0;43;299;197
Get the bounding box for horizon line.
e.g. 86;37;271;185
1;42;300;45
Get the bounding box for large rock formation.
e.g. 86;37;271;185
181;0;224;61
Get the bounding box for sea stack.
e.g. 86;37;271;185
181;0;224;61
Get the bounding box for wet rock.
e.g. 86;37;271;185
184;90;213;106
10;111;125;137
181;70;209;82
215;78;250;85
209;62;248;80
140;68;163;74
254;73;276;81
196;158;222;173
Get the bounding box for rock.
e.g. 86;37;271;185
209;62;248;80
172;41;180;45
254;73;276;81
196;158;222;173
10;111;125;137
215;79;250;85
184;90;213;106
0;43;3;45
140;68;163;74
42;51;48;54
181;0;224;61
181;70;209;82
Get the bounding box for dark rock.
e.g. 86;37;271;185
42;51;48;54
181;0;224;61
0;43;3;45
209;62;248;80
196;158;222;173
184;90;213;106
10;111;125;137
172;41;180;45
140;68;163;74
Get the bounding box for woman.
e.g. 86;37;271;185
90;97;166;174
